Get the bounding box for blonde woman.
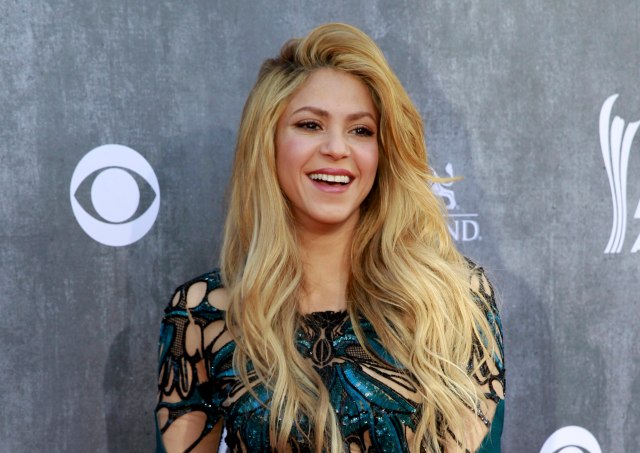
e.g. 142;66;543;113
156;23;504;453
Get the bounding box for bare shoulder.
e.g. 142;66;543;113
206;286;230;311
169;269;230;312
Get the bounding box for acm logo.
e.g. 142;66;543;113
432;163;481;242
600;94;640;253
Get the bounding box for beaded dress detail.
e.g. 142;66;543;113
156;267;505;452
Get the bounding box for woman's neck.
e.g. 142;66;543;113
296;221;355;314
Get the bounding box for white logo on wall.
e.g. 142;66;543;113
600;94;640;253
70;144;160;247
540;426;601;453
432;163;480;242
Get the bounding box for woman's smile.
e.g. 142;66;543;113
307;167;355;192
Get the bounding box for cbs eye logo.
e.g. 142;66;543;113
540;426;601;453
70;144;160;247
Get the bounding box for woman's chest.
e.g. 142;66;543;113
207;314;421;452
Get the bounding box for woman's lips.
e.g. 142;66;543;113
307;168;355;193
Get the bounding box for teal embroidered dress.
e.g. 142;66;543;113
156;266;505;452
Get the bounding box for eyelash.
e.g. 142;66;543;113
295;121;375;137
296;120;321;131
352;126;374;137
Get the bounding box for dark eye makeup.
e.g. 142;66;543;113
295;121;375;138
296;120;322;130
352;126;375;137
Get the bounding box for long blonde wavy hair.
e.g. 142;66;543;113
221;22;499;452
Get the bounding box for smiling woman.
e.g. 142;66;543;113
156;23;504;453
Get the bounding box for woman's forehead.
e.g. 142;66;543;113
282;68;378;119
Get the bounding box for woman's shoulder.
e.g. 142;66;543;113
158;269;234;375
175;268;224;293
464;257;497;308
164;268;230;316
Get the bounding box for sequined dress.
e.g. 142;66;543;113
155;267;505;452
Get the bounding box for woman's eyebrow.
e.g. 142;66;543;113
291;106;377;122
292;106;329;117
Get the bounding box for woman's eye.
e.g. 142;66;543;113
352;126;374;137
296;121;321;131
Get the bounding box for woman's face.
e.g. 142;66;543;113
275;68;379;232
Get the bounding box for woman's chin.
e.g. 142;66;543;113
293;209;360;232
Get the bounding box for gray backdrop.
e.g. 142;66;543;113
1;1;638;452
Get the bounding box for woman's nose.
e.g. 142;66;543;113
320;130;350;159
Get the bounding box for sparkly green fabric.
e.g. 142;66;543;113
477;400;504;452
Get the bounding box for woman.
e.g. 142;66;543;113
156;23;504;453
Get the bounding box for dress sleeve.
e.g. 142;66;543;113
468;264;505;453
155;271;226;453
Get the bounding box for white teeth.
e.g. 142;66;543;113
309;173;351;184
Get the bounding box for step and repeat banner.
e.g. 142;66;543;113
1;1;638;452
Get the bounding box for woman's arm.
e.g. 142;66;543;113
157;409;223;453
155;274;228;452
446;265;505;453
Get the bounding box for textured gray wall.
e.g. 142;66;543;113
1;1;638;452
